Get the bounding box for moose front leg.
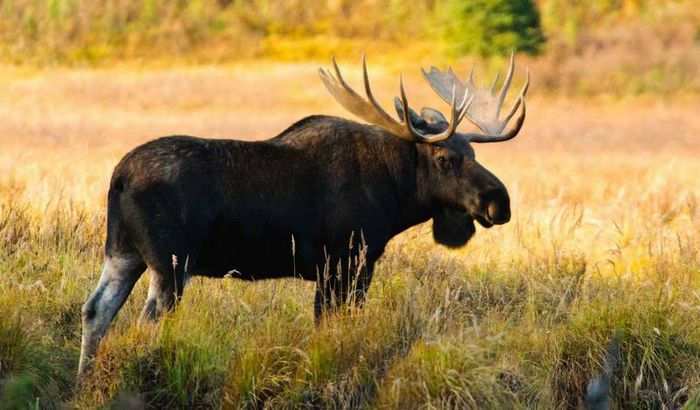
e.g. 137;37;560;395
313;262;341;323
313;260;376;323
314;284;331;323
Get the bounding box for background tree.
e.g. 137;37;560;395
439;0;546;57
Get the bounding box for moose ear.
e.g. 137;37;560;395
393;97;427;127
419;107;448;125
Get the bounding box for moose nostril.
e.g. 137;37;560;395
487;201;499;220
487;200;511;224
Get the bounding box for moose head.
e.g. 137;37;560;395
319;54;529;247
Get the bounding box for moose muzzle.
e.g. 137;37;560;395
475;186;511;228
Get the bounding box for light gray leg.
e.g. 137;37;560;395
78;254;144;376
138;271;176;323
139;275;159;323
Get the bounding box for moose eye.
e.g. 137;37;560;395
437;156;452;170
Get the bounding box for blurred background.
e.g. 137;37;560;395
0;0;698;95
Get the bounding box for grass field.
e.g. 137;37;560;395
0;63;699;408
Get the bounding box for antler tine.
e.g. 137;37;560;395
447;86;472;134
320;57;364;109
496;51;515;117
490;71;500;95
459;93;473;122
501;68;530;125
362;54;401;127
331;56;351;91
419;83;457;143
361;53;373;99
399;74;425;138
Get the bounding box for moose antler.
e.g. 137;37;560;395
319;54;471;143
421;52;529;143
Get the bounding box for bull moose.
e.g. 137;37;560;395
78;55;530;375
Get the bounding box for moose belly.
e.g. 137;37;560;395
188;213;320;281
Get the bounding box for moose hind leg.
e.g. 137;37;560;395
138;265;186;323
78;254;145;376
138;275;160;323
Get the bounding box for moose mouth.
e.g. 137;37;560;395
447;205;497;229
468;199;511;228
472;212;494;228
451;203;495;229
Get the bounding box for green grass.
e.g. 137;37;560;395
0;176;698;408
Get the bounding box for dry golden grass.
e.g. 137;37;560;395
0;63;698;408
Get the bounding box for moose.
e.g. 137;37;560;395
78;54;529;375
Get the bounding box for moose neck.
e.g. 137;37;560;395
377;134;435;235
